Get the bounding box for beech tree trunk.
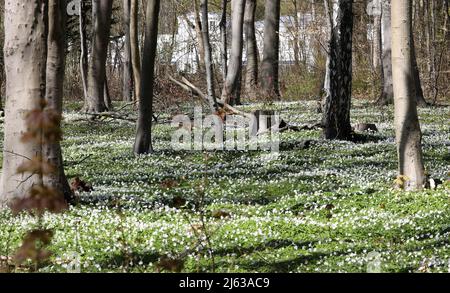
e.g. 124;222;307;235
373;14;382;71
221;0;246;105
260;0;281;98
1;0;47;204
193;0;206;72
244;0;258;99
86;0;113;113
322;0;332;106
79;0;89;104
391;0;426;190
44;0;72;201
130;0;141;101
123;0;133;101
134;0;161;154
377;0;394;105
377;0;427;106
219;0;228;79
322;0;353;140
200;0;219;112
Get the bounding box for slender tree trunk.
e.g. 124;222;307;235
244;0;258;99
220;0;246;105
104;73;112;109
292;0;301;68
373;14;382;71
86;0;113;113
130;0;141;101
322;0;353;140
123;0;133;101
377;0;427;106
79;0;89;104
1;0;48;204
219;0;228;79
392;0;426;190
322;0;332;106
377;0;394;105
134;0;161;154
200;0;219;112
44;0;72;201
260;0;281;99
193;0;206;72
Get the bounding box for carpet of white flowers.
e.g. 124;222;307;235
0;100;449;273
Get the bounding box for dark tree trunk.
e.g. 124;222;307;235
123;0;133;101
79;0;89;104
134;0;161;155
45;0;72;201
322;0;353;140
411;34;428;107
260;0;281;99
86;0;113;113
219;0;228;79
244;0;258;99
220;0;246;106
200;0;219;112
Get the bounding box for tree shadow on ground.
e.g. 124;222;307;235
96;250;160;270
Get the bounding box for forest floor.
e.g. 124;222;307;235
0;100;449;273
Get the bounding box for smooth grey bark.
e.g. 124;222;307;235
44;0;72;201
260;0;281;98
1;0;48;204
244;0;258;99
200;0;219;112
123;0;133;101
377;0;427;106
377;0;394;105
86;0;113;113
79;0;89;104
220;0;246;105
130;0;141;101
392;0;426;190
219;0;228;78
373;14;382;71
134;0;161;154
104;73;112;109
193;0;206;72
322;0;332;105
322;0;353;140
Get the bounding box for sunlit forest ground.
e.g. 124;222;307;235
0;100;449;272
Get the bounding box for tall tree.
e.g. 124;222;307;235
0;0;68;203
134;0;161;154
45;0;71;200
79;0;89;104
377;0;427;106
220;0;246;105
200;0;219;112
85;0;113;113
244;0;258;99
391;0;426;190
123;0;133;101
130;0;141;101
219;0;228;78
372;7;382;71
193;0;206;72
260;0;281;98
321;0;353;140
377;0;393;105
322;0;332;107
